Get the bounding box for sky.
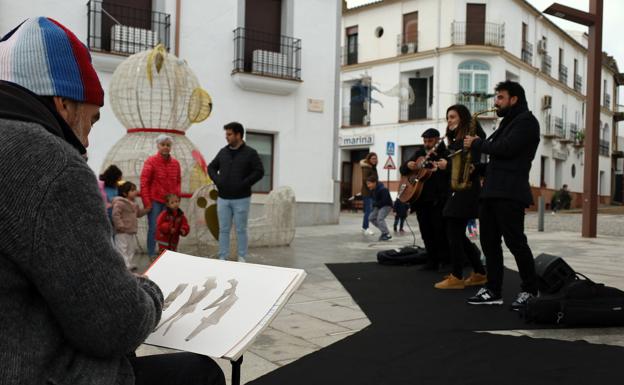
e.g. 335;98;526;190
346;0;624;98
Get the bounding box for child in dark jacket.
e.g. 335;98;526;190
156;194;190;253
393;198;409;233
365;176;393;241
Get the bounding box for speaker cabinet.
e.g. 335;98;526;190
534;253;576;294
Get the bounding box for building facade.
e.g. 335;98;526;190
0;0;342;225
339;0;623;209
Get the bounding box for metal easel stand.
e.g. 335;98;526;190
231;355;243;385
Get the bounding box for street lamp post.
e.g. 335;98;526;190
544;0;603;238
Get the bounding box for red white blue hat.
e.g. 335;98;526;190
0;17;104;106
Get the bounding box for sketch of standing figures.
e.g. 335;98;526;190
156;277;217;335
185;279;239;341
162;283;189;311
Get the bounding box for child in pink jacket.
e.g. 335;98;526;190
112;182;149;269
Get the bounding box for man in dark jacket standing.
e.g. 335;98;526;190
0;17;224;385
464;80;540;310
208;122;264;262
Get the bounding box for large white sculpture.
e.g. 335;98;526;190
102;45;212;251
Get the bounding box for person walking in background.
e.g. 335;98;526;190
112;181;148;270
98;164;122;219
360;152;378;235
156;193;190;253
464;80;540;309
366;176;393;241
140;134;182;260
551;184;571;213
208;122;264;262
393;198;409;233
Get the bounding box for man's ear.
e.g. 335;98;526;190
52;96;72;123
510;95;518;106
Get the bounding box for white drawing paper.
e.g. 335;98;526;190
144;250;305;358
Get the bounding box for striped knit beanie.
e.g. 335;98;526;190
0;17;104;106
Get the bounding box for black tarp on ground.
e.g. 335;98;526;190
250;262;624;385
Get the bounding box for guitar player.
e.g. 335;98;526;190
399;128;451;271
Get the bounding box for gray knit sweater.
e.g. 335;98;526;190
0;114;164;384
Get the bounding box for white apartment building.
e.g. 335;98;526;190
339;0;623;209
0;0;342;225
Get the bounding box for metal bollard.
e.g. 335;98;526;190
537;196;545;232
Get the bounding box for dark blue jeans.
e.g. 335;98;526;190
362;196;373;229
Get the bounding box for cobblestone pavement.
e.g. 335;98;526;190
136;211;624;384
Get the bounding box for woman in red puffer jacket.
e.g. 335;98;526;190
140;134;182;259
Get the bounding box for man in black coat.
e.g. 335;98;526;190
464;81;540;310
399;128;451;270
208;122;264;262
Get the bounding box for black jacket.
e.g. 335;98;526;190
472;104;540;207
399;141;450;206
442;124;486;219
372;182;393;208
208;143;264;199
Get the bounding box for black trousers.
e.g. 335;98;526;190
415;201;450;265
479;198;538;296
446;217;485;279
393;215;406;230
129;352;225;385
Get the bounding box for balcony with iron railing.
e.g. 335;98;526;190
341;44;359;66
599;139;610;156
87;0;170;55
558;64;568;85
603;93;611;109
456;93;496;117
541;55;552;76
396;32;418;56
559;122;577;144
542;115;555;138
521;41;533;65
451;21;505;48
574;74;583;93
233;27;301;81
341;105;370;128
554;117;565;138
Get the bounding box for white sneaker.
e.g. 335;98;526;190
362;228;374;235
237;256;247;263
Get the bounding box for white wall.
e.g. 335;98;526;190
0;0;339;205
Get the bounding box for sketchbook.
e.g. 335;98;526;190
143;250;306;360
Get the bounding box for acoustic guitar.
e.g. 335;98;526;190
397;141;445;203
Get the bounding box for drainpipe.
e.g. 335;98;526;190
174;0;181;56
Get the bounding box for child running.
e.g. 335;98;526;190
156;194;190;253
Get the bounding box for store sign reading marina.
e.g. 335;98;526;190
339;135;374;147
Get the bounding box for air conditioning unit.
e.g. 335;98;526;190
542;95;552;110
252;50;291;77
400;42;417;54
111;25;157;54
537;39;547;54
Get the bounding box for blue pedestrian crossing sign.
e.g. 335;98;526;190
386;141;395;156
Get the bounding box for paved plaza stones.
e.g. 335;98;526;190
136;211;624;384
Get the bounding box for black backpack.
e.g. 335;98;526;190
523;275;624;327
377;246;428;265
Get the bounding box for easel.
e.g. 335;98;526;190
231;355;244;385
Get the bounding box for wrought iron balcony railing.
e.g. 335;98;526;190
456;93;496;117
233;27;301;81
451;21;505;48
603;93;611;109
87;0;170;55
341;44;359;66
558;64;568;85
554;117;565;138
599;139;610;156
521;41;533;65
396;33;418;56
541;55;552;76
574;74;583;92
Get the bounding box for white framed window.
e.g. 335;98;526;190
458;60;490;94
246;132;274;193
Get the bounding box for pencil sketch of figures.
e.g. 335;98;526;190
185;279;239;341
162;283;188;311
156;277;217;335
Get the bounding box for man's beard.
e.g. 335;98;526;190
496;106;510;117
